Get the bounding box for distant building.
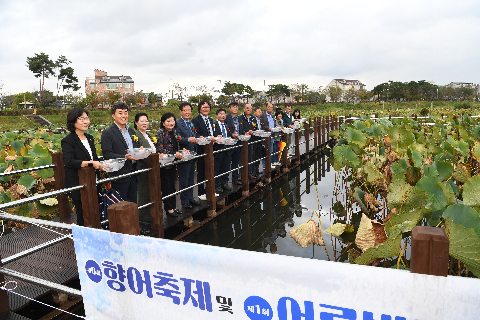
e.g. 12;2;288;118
325;79;366;102
85;69;134;99
446;82;479;90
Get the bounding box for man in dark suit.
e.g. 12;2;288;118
260;103;275;167
101;101;140;203
283;104;294;155
176;102;201;209
191;100;217;200
225;102;244;185
238;104;257;180
212;108;232;193
251;106;269;177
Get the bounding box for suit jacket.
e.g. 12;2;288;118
135;129;155;170
260;111;275;131
176;118;198;152
225;114;244;136
155;128;179;155
238;113;255;133
61;132;99;200
192;114;214;155
254;116;269;131
283;112;293;127
213;121;231;152
101;123;139;181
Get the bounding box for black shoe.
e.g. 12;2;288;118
223;184;233;191
182;203;193;209
173;209;183;216
166;210;179;217
190;199;201;206
215;187;224;193
140;228;151;236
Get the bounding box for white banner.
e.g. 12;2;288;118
72;226;480;320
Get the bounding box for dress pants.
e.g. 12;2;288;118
160;167;177;211
214;149;229;188
197;157;206;195
177;160;195;205
248;140;261;176
73;199;84;226
226;142;241;182
263;138;275;166
111;176;138;203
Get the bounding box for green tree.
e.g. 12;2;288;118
215;95;230;106
26;52;56;109
266;84;290;103
85;91;99;109
221;82;255;103
107;91;122;106
290;83;309;102
344;88;357;103
328;87;343;102
14;92;36;109
124;94;136;107
33;90;55;108
189;93;213;104
0;82;11;109
148;92;157;107
54;56;80;107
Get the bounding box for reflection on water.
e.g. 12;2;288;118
185;154;348;262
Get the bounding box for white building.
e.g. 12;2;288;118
325;79;366;102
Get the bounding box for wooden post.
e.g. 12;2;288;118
295;127;300;161
414;114;418;121
281;132;288;173
147;153;164;238
108;202;140;235
321;117;325;146
411;226;449;277
204;142;216;217
0;255;10;317
52;152;69;219
78;167;100;228
264;136;271;183
305;122;310;159
375;113;378;120
313;118;318;151
240;140;249;196
330;115;335;132
389;114;391;121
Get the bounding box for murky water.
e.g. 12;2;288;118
185;154;350;262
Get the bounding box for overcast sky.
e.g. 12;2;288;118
1;0;479;97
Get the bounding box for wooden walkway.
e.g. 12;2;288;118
1;127;333;315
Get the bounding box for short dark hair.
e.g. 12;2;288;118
275;110;283;118
134;112;148;130
197;100;211;112
276;107;282;113
265;102;273;108
160;112;176;129
254;106;262;113
66;107;89;132
228;102;238;109
111;101;129;115
216;108;226;115
179;102;192;111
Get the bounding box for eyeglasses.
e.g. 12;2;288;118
78;117;90;122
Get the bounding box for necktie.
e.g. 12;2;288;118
233;116;238;134
204;117;212;135
221;123;227;137
186;121;193;135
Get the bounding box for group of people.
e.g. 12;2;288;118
61;100;302;230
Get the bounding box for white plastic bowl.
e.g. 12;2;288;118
260;131;272;137
224;138;238;145
238;135;251;141
159;154;176;165
100;158;127;172
253;130;265;136
197;137;211;145
271;127;282;133
300;118;307;123
181;150;197;161
282;128;295;134
126;148;155;159
216;137;226;144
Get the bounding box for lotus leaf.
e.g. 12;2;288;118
443;204;480;238
35;156;54;179
288;220;324;248
385;220;418;239
39;197;58;206
14;203;35;217
452;164;470;183
17;174;36;190
445;218;480;278
472;141;480;162
11;140;24;154
423;164;439;177
416;176;447;212
434;161;453;181
387;179;412;211
345;127;367;147
29;144;50;158
355;234;402;265
388;127;415;155
462;176;480;207
407;148;423;168
325;223;347;237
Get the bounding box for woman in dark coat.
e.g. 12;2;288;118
155;112;184;217
61;108;104;226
